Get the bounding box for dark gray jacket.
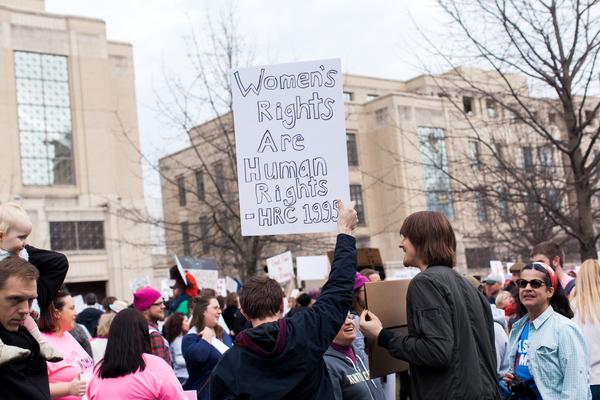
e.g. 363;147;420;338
324;344;386;400
377;265;500;400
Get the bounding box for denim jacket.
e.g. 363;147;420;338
508;307;591;400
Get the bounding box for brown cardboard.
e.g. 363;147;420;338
364;279;411;378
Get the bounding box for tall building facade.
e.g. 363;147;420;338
161;68;599;277
0;0;154;299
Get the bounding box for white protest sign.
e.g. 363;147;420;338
231;58;350;236
266;251;294;283
73;295;85;314
225;276;238;293
216;278;228;297
296;255;330;281
160;278;172;300
189;269;219;291
129;276;150;294
489;260;504;279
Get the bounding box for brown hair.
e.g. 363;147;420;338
38;286;70;333
191;296;224;340
225;292;238;308
163;312;187;343
360;268;379;278
239;276;284;320
531;240;564;270
400;211;456;267
0;256;38;290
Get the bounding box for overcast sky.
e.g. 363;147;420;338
44;0;450;207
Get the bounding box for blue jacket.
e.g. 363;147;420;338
182;331;233;400
209;234;356;399
508;307;591;400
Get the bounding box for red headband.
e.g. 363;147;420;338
533;262;558;290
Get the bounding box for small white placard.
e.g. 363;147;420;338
225;276;238;293
189;269;219;291
267;251;294;283
296;255;330;281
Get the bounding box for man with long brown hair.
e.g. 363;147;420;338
360;211;499;400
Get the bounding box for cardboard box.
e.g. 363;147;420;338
364;279;411;378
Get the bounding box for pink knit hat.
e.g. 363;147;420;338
354;272;370;291
133;287;162;311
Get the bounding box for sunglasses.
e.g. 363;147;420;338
516;279;546;289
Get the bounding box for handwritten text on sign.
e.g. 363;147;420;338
231;59;349;236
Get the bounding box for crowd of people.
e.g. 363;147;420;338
0;198;599;399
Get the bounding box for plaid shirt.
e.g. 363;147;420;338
148;321;171;365
508;307;591;400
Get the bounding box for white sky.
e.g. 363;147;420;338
44;0;451;208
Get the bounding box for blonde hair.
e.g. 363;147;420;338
97;312;115;337
574;259;600;324
0;203;31;234
495;290;513;309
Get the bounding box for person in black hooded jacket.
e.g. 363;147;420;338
209;200;358;400
360;211;499;400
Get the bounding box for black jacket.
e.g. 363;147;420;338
209;234;356;399
377;265;499;400
0;246;69;400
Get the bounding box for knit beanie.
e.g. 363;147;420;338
353;272;370;291
133;287;162;311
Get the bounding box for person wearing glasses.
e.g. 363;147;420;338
133;287;171;365
501;262;591;400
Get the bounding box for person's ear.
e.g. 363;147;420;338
546;286;555;300
552;256;561;270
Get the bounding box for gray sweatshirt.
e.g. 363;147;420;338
324;343;386;400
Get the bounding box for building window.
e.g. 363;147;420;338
497;186;509;221
486;99;497;119
181;222;190;256
50;221;104;251
417;127;454;219
349;184;366;225
548;112;557;125
214;162;225;193
537;145;554;168
375;108;388;126
398;106;412;120
475;191;488;222
15;51;75;186
199;216;210;254
343;91;354;102
491;142;503;168
518;146;534;169
177;176;186;207
366;94;379;101
346;132;359;166
585;110;594;123
465;247;494;269
468;140;480;169
462;96;474;115
195;170;205;201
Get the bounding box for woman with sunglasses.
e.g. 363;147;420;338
501;262;591;399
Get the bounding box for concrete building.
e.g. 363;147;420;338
0;0;154;300
160;67;598;278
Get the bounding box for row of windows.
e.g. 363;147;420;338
49;221;105;251
176;163;225;207
343;91;379;102
468;141;557;171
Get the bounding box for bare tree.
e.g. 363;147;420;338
406;0;600;261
